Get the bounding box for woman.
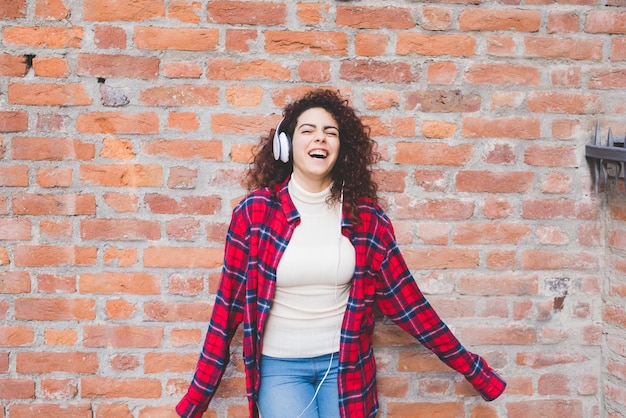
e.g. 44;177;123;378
176;89;506;418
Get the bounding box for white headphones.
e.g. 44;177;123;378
272;118;291;163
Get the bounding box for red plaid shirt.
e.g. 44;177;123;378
176;178;506;417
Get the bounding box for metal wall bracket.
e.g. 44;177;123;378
585;121;626;193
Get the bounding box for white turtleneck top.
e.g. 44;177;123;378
261;177;356;358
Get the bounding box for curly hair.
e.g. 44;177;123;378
245;89;379;220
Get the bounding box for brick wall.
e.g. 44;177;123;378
1;0;625;417
605;186;626;418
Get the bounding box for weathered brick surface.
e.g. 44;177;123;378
0;1;623;417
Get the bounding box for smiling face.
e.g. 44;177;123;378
290;107;340;193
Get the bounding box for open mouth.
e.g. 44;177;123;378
309;150;328;159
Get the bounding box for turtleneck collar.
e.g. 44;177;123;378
289;175;332;206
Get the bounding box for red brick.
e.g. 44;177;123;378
169;274;205;296
0;111;28;132
525;37;603;60
170;328;203;347
144;352;199;373
12;136;95;160
529;91;603;114
102;192;139;213
40;378;78;400
355;33;388;57
12;193;95;216
100;138;134;160
94;25;127;49
395;142;472;166
36;274;76;294
81;377;161;398
141;139;222;160
486;36;516;56
521;250;598;270
80;219;160;241
337;6;414;29
426;62;457;85
14;298;95;320
363;90;400;111
36;167;73;188
506;400;582;417
11;404;92;417
213;114;274;136
421;6;453;31
462;116;540;139
208;1;285;24
461;325;537;345
0;379;34;400
453;223;531;245
144;246;223;268
8;82;91;106
406;90;481;112
589;68;626;89
584;10;626;34
486;250;516;270
77;54;159;79
265;31;347;55
0;54;28;76
44;329;78;347
341;60;414;83
168;166;198;189
144;301;212;322
362;116;415;138
105;299;137;320
403;248;479;269
168;0;202;24
485;93;515;115
79;272;160;294
134;27;219;51
14;245;97;267
3;26;82;48
387;402;464;417
80;164;162;186
0;166;28;187
456;170;534;193
0;218;30;240
0;271;31;294
225;28;257;52
548;11;580;34
296;3;328;25
166;218;201;240
0;0;26;18
465;63;540;86
459;9;541;32
522;198;598;220
144;194;220;215
414;170;446;192
0;325;34;346
611;37;626;60
83;0;165;21
168;112;200;132
525;144;578;167
83;325;163;348
395;195;474;220
397;33;475;57
16;352;98;374
207;58;289;81
32;57;69;78
459;274;538;295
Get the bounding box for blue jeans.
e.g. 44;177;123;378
258;353;340;418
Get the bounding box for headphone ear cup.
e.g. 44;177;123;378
273;128;282;161
278;132;290;163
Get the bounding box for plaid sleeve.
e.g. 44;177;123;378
176;204;250;417
373;214;506;402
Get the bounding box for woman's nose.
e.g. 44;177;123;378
314;130;326;142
